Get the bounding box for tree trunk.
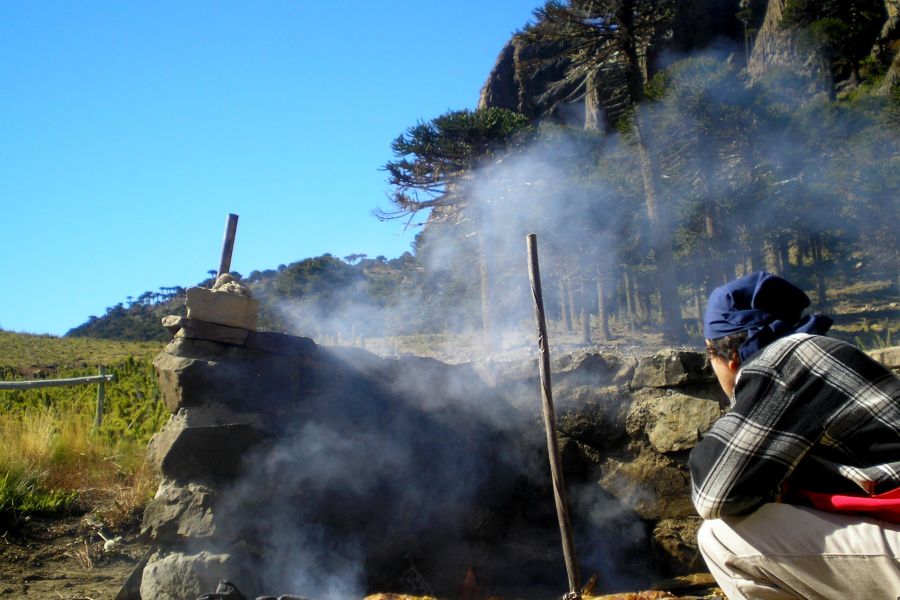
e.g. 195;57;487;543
749;235;765;273
692;261;705;332
560;278;572;333
704;203;725;287
797;231;809;266
624;270;634;324
811;233;829;311
638;285;652;324
596;272;611;340
620;6;684;343
630;270;649;323
584;70;602;131
567;277;578;335
636;127;682;338
580;307;592;345
764;238;780;273
776;235;788;274
478;229;496;351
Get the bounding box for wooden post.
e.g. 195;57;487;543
95;366;106;428
218;213;239;278
526;234;582;600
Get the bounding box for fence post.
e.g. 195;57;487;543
95;366;106;428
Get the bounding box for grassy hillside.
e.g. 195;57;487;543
0;330;163;377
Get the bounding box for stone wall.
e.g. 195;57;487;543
123;318;900;599
481;348;725;579
121;312;735;599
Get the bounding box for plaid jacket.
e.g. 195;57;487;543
689;333;900;520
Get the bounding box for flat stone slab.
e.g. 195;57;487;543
163;315;251;346
245;331;317;356
186;287;259;331
161;316;317;357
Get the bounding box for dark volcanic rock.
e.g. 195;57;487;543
147;409;263;484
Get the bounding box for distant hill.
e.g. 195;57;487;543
66;290;186;342
63;252;441;343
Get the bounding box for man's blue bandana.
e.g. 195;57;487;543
703;271;833;361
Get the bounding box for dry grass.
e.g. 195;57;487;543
72;540;94;570
0;406;158;527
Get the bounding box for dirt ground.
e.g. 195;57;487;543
0;509;147;600
0;508;723;600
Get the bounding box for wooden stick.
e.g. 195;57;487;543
526;234;582;599
218;213;239;278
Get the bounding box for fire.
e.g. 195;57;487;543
459;567;481;599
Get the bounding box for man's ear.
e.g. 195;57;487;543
727;353;741;373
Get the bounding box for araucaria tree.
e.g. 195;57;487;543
379;107;534;345
380;107;534;218
521;0;686;342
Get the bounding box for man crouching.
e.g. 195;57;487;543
689;271;900;599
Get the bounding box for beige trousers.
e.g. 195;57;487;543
698;503;900;600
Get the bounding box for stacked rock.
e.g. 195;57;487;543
119;282;317;599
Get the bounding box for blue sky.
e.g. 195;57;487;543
1;1;542;336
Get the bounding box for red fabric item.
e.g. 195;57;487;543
794;487;900;523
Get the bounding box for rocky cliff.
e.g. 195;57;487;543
746;0;832;94
478;0;747;124
480;0;900;122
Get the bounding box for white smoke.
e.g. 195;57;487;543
216;39;899;598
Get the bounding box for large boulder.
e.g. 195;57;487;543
554;385;634;451
153;341;318;415
141;480;217;543
146;407;263;484
140;551;234;600
598;448;695;520
553;350;638;388
627;391;722;454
